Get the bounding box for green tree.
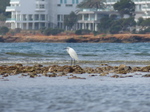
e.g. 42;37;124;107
137;17;144;26
0;0;10;21
77;0;106;9
119;17;136;31
64;11;77;30
114;0;135;18
97;14;118;33
0;26;9;35
137;18;150;33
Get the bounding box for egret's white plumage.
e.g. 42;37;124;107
66;47;79;65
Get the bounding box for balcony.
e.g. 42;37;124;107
10;0;20;4
6;6;20;12
134;0;150;4
6;18;16;22
142;15;150;18
35;8;46;12
141;7;150;11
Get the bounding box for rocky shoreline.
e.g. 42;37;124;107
0;64;150;81
1;34;150;43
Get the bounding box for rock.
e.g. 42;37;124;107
100;63;109;66
142;74;150;77
116;64;132;74
84;67;95;73
126;75;133;77
63;66;74;73
132;67;142;72
69;74;74;76
57;72;67;76
46;73;57;77
100;72;108;76
2;79;9;81
141;66;150;72
68;76;86;79
34;64;43;67
29;73;37;78
72;65;85;74
21;74;28;77
2;74;9;77
111;75;119;78
95;67;103;73
15;63;23;68
89;74;97;77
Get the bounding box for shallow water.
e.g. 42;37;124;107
0;42;150;112
0;74;150;112
0;42;150;66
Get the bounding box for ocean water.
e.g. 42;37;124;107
0;42;150;112
0;42;150;66
0;74;150;112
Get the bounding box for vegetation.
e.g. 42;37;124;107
137;18;150;34
0;26;9;35
64;11;77;30
98;15;136;34
0;0;10;21
77;0;106;9
75;29;91;35
41;28;64;36
114;0;135;18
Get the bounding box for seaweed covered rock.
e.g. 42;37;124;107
48;65;85;74
115;64;132;74
141;66;150;72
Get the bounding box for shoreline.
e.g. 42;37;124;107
1;34;150;43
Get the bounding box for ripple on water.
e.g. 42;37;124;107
0;76;150;112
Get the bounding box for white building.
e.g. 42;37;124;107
5;0;150;30
5;0;82;30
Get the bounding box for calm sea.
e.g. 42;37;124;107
1;42;150;112
0;42;149;66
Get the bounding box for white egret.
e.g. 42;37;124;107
66;47;79;65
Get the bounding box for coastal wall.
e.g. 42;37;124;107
1;34;150;43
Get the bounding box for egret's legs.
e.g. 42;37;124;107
71;58;72;66
74;59;76;66
70;59;76;66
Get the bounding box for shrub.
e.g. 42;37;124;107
75;29;91;35
65;38;77;43
138;27;150;34
0;26;9;35
42;28;64;35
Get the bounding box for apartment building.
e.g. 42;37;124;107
5;0;150;30
77;0;150;31
5;0;82;30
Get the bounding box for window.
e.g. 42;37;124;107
41;14;45;20
76;0;79;4
60;0;63;4
72;0;75;4
35;14;39;20
39;4;45;9
29;15;33;21
64;0;67;4
57;15;60;21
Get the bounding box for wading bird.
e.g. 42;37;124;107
66;47;79;65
